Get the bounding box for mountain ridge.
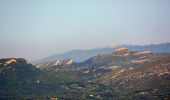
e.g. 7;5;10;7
32;43;170;64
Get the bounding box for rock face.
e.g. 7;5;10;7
115;47;130;52
54;59;62;66
35;59;62;70
4;59;16;65
65;58;73;65
133;50;151;55
36;58;73;70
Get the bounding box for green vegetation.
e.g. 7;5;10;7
0;52;170;99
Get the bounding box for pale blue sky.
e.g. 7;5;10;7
0;0;170;60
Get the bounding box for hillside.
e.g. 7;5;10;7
75;48;163;68
0;58;39;99
1;48;170;100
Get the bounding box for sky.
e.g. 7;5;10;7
0;0;170;61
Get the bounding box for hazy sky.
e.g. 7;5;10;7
0;0;170;61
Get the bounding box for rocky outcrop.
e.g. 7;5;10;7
36;58;73;70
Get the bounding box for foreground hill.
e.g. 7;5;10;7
32;43;170;64
0;58;38;83
0;58;39;99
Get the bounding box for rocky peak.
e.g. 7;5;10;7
112;48;132;56
65;58;73;65
0;58;29;66
53;59;62;66
5;59;16;65
36;58;73;70
0;58;35;74
115;47;130;52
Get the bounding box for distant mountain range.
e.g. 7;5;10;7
32;43;170;64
